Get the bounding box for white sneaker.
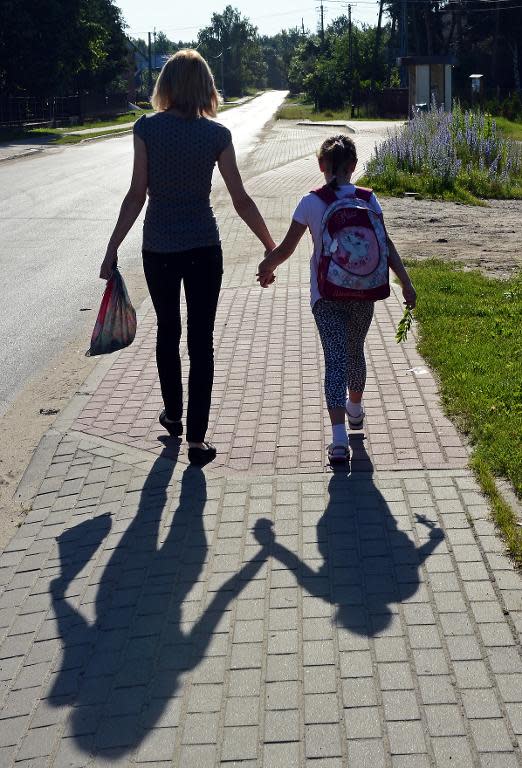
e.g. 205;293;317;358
346;403;364;430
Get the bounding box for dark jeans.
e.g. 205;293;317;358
143;245;223;443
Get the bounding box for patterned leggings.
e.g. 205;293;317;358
313;298;374;409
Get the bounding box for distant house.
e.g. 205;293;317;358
135;53;171;74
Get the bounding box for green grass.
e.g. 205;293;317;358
0;100;246;146
495;116;522;141
357;170;522;205
276;96;395;122
0;111;150;145
359;164;522;205
277;98;351;122
406;260;522;563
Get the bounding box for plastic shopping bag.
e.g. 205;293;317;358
86;268;136;356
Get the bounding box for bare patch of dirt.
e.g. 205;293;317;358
380;196;522;279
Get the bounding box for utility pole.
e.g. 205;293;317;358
148;31;153;95
348;4;352;73
319;0;325;46
371;0;384;92
302;17;305;35
348;4;353;117
153;27;157;65
400;0;408;87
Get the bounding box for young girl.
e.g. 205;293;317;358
257;134;416;464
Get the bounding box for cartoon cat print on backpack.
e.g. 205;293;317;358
313;185;390;301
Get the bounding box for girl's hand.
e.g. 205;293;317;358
257;256;277;288
100;246;118;280
402;281;416;309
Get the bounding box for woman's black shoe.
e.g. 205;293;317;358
159;410;183;437
188;442;217;466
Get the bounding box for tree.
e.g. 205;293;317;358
197;6;266;96
0;0;127;95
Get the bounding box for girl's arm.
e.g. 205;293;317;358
100;135;148;279
257;220;307;287
387;235;417;308
218;143;276;252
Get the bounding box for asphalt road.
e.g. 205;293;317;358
0;90;287;417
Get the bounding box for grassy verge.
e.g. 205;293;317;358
0;98;249;147
494;116;522;142
357;172;489;205
277;98;351;122
0;110;150;145
276;96;397;122
406;260;522;564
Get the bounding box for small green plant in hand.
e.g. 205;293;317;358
396;305;415;342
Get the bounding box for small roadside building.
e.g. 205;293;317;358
397;55;458;115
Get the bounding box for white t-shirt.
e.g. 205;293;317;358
293;184;383;308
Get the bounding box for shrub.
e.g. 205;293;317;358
365;102;522;201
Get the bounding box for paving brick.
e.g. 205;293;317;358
221;725;258;761
262;741;300;768
431;736;475;767
424;704;466;736
387;721;427;755
469;719;513;752
344;706;382;739
461;688;502;719
346;739;386;768
264;709;300;742
382;690;420;721
304;693;339;724
181;713;219;745
134;726;177;762
16;724;60;760
266;681;299;710
305;723;342;758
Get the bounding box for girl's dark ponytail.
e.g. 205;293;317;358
319;135;358;189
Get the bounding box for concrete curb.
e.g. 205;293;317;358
297;120;356;133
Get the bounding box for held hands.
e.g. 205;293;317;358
99;245;118;280
257;250;277;288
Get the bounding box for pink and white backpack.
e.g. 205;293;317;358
312;185;390;302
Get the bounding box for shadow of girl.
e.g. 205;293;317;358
50;454;270;757
255;436;444;637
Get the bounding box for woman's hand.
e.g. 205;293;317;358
100;246;118;280
402;280;416;309
257;255;277;288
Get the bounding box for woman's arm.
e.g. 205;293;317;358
257;220;307;287
218;142;276;252
99;135;148;279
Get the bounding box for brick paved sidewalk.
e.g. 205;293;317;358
0;119;521;768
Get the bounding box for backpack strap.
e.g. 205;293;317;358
312;184;374;205
311;185;338;206
354;186;373;202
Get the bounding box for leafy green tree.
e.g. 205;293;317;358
0;0;127;95
197;6;266;96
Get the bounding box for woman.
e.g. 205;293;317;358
100;50;275;465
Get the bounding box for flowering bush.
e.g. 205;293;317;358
365;103;522;201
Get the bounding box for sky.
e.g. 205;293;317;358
115;0;382;42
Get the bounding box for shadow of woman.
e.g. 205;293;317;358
255;436;444;637
50;452;270;757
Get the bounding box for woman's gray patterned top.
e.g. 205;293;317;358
134;112;231;253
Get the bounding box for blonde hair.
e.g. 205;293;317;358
151;49;219;118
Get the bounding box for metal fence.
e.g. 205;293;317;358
0;93;129;127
